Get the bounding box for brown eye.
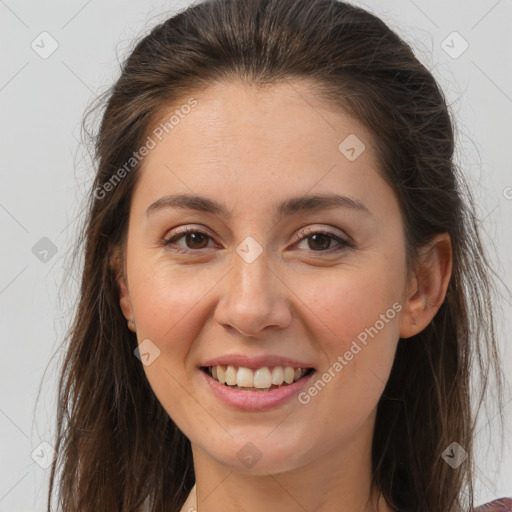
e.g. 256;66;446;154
182;232;209;249
162;226;351;255
163;228;213;253
294;227;352;254
306;233;332;251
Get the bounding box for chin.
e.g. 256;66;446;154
200;434;315;475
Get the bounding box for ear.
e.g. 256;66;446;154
400;233;453;338
110;245;134;323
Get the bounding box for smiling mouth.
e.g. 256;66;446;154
200;365;315;392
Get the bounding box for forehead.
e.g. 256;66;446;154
133;79;389;217
146;79;371;158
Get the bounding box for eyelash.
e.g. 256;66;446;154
162;226;352;255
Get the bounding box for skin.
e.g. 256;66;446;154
112;79;452;512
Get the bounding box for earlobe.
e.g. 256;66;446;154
109;246;134;323
399;233;453;339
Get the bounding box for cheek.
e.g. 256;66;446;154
129;261;215;350
290;261;404;416
299;265;402;347
288;271;402;436
127;263;221;435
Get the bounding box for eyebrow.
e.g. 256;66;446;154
145;192;372;219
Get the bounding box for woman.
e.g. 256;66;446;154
47;0;511;510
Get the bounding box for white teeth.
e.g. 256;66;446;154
253;367;272;388
208;365;310;389
284;367;295;384
225;365;237;385
236;367;253;387
271;366;284;385
217;366;226;384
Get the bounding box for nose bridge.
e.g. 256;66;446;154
215;241;292;336
233;245;272;300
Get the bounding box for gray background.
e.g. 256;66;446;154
1;0;511;510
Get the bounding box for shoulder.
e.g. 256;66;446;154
474;497;512;511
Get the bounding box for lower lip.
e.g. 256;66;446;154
199;368;316;411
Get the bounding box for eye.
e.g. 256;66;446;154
162;225;352;255
162;226;215;254
293;226;352;254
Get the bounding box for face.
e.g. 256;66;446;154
116;79;414;475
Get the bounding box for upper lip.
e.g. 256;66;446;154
200;354;315;370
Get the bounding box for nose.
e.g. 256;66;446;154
213;249;292;338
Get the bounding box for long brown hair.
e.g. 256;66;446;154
47;0;508;510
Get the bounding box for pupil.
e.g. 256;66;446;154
309;234;329;250
187;232;207;249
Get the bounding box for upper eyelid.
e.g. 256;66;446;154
163;225;350;248
164;224;347;239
